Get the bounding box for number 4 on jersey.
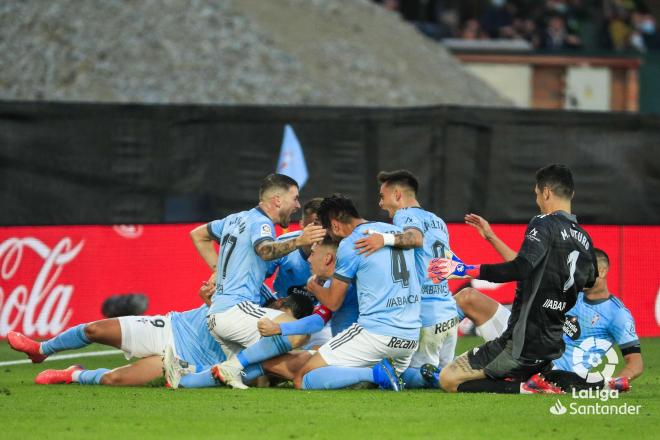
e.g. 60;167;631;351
390;248;410;287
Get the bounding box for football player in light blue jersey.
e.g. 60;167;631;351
294;195;422;391
11;278;226;387
190;174;325;388
353;170;458;389
267;198;323;298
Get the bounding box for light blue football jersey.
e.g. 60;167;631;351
393;207;457;327
267;230;312;297
207;207;276;314
331;283;359;336
334;222;421;340
170;305;226;368
553;292;639;374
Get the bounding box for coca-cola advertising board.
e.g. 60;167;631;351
1;223;658;339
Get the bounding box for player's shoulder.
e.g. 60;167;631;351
607;295;633;318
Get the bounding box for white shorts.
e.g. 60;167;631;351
118;315;173;360
409;316;459;368
207;302;284;358
304;324;332;350
318;323;417;373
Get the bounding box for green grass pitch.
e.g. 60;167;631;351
0;337;657;439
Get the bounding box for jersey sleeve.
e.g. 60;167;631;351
333;238;359;283
207;219;226;243
610;308;640;351
393;210;424;235
250;219;275;249
313;305;333;324
516;216;551;268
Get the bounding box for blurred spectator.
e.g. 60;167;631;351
481;0;516;38
374;0;658;52
461;18;489;39
542;14;582;49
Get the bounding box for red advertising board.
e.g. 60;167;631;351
0;223;658;338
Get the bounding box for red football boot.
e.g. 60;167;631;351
607;377;631;392
521;373;564;394
35;365;83;385
7;331;48;363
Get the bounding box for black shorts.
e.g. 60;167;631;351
467;338;552;381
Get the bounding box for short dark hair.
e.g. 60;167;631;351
594;248;609;268
535;164;574;199
282;293;315;319
317;194;360;229
377;169;419;194
318;234;339;250
259;173;299;199
303;197;323;217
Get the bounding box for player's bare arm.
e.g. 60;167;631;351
465;213;517;262
618;353;644;380
355;228;422;256
255;224;325;261
190;223;219;271
306;275;349;311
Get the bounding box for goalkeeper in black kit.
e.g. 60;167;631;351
427;164;598;394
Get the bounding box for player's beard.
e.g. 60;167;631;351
279;209;293;228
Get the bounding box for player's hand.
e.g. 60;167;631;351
257;318;281;336
427;255;477;283
296;224;326;247
354;230;385;256
464;213;494;241
198;278;215;306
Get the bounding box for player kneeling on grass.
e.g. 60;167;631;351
426;164;598;394
438;249;642;393
290;195;421;391
8;277;227;386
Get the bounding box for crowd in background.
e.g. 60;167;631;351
374;0;660;52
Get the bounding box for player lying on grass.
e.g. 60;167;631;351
165;236;363;389
427;164;598;394
441;213;642;393
9;279;309;387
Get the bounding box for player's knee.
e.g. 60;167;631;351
288;334;309;349
439;367;459;393
84;322;103;342
99;371;122;386
455;288;479;312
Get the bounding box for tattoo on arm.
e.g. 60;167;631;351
256;238;298;261
393;229;422;249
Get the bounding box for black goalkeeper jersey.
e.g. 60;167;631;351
496;211;597;361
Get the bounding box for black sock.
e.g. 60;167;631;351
457;379;521;394
543;370;604;391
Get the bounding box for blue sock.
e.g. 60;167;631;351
40;324;91;355
302;366;373;390
401;367;429;389
242;363;265;383
179;369;220;388
77;368;110;385
236;335;292;368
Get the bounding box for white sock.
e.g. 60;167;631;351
476;319;500;341
71;370;82;383
226;356;243;370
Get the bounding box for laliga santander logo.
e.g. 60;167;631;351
0;237;84;337
549;400;567;415
572;336;618;383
